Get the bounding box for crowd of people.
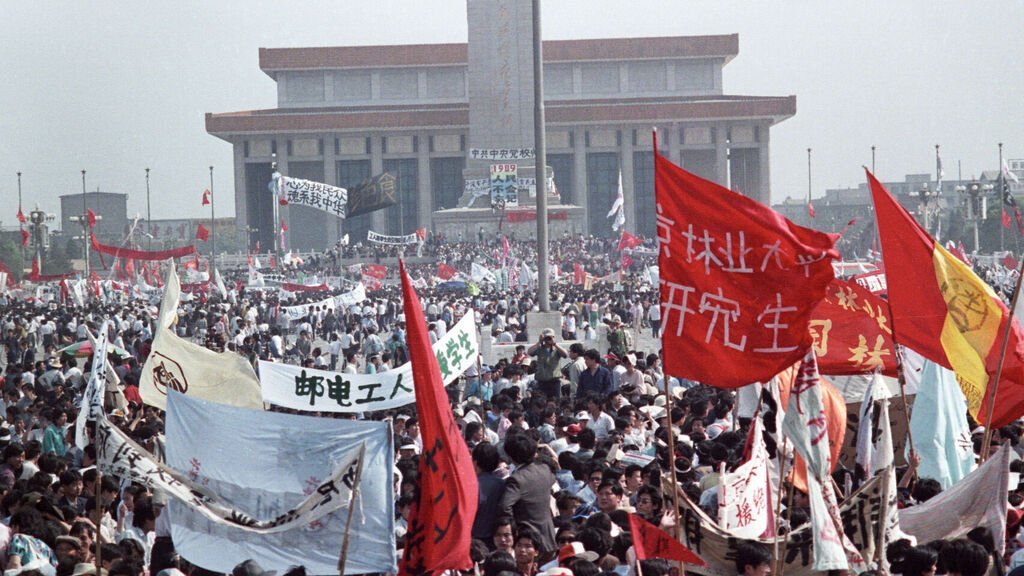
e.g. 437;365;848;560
0;233;1017;576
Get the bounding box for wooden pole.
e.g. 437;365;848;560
773;436;789;575
94;469;103;566
776;478;797;576
337;445;366;576
981;258;1024;461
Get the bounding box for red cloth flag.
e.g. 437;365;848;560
255;241;261;254
438;263;457;280
124;259;135;279
1003;254;1020;270
655;135;839;388
280;218;288;232
269;254;276;269
621;254;634;270
16;209;26;224
20;228;29;247
808;201;816;218
1002;208;1012;230
90;233;197;261
196;224;209;241
279;197;288;206
398;260;477;575
867;168;1024;427
501;235;511;262
365;264;387;280
573;263;586;286
809;278;897;376
201;189;211;206
628;513;705;565
617;230;643;252
87;209;97;229
416;227;427;241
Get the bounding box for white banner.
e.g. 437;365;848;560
75;320;111;450
366;230;420;246
471;262;496;284
165;391;396;574
259;312;477;412
97;417;364;534
469;147;535;161
279;176;348;218
140;265;263;411
280;283;367;322
718;419;771;538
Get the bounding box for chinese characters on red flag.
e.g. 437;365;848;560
810;278;897;376
655;148;839;388
398;260;477;575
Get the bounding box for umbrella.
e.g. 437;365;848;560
56;340;131;359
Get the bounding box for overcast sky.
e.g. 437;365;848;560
3;1;1022;226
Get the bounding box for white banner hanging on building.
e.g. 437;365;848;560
258;312;478;412
366;230;420;246
277;176;348;219
279;283;367;321
470;147;535;161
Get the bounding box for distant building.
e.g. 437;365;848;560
207;0;795;251
59;192;128;244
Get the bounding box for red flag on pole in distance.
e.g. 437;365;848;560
195;224;209;241
202;189;211;206
808;201;816;218
438;263;457;280
866;168;1024;427
20;229;29;247
617;230;642;252
397;260;477;575
628;513;705;565
1003;208;1012;230
621;254;634;271
16;209;26;224
655;131;839;388
87;209;97;229
416;227;427;241
280;218;288;232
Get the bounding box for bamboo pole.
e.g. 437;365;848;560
981;258;1024;461
337;445;367;576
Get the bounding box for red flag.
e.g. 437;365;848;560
279;197;289;206
628;513;705;565
573;262;586;285
1004;254;1020;270
807;201;816;218
255;241;261;254
196;224;209;241
16;209;26;224
201;189;211;206
617;230;643;252
20;228;29;247
809;278;897;377
655;134;838;388
501;235;511;262
87;209;97;229
269;254;276;269
125;259;135;279
365;264;387;280
280;218;288;232
1004;208;1012;230
621;254;634;270
437;263;457;280
416;227;427;241
398;260;477;575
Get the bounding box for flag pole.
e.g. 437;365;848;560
653;126;684;573
773;435;788;575
980;256;1024;461
337;445;366;576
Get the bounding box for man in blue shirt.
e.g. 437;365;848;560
577;349;613;397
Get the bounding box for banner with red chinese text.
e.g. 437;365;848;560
809;278;897;376
655;147;839;387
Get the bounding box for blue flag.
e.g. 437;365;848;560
909;360;976;489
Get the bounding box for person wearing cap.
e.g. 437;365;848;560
527;329;567;400
577;350;612;397
38;357;65;396
605;317;631;359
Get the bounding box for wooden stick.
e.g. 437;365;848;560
94;469;103;567
337;445;367;576
892;347;916;470
875;463;891;574
981;258;1024;461
773;436;789;576
776;479;797;576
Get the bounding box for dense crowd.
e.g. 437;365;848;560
0;234;1018;576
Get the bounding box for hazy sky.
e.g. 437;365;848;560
3;1;1022;226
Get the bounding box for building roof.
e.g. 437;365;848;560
206;94;795;137
258;35;739;75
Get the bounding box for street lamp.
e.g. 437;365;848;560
956;181;993;252
915;183;940;233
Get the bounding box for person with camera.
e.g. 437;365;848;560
527;328;567;399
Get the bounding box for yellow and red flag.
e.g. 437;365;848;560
867;169;1024;427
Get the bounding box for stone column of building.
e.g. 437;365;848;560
417;137;432;232
573;128;589;233
715;125;729;188
758;126;771;206
233;141;248;241
323;137;341;245
369;135;386;233
620;128;636;232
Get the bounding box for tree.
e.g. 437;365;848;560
42;239;72;275
0;238;24;281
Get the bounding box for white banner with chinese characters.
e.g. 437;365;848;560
718;419;772;538
279;283;367;322
96;416;365;535
470;147;535;161
490;163;519;207
366;230;420;246
257;312;478;412
164;391;396;575
278;176;348;218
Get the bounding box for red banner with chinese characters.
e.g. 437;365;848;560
364;264;387;279
504;210;568;223
655;136;839;388
809;278;897;377
398;261;477;575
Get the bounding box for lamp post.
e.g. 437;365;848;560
145;168;152;251
915;183;939;234
81;170;89;274
957;181;993;252
533;0;549;311
17;172;24;263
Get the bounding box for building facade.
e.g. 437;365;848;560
59;192;128;244
207;3;795;251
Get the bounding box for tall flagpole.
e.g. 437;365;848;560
807;148;812;213
17;172;24;264
209;166;216;273
145;168;152;251
999;143;1005;253
533;0;550;312
82;170;90;275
